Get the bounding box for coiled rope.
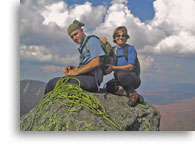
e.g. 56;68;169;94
29;76;122;131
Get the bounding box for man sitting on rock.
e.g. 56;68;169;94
44;20;105;94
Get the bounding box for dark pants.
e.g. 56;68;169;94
44;74;98;94
114;70;141;96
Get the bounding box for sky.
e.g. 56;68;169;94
20;0;195;88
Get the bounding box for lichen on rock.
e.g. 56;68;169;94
20;76;161;131
20;92;161;131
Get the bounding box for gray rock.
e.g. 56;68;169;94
20;90;161;131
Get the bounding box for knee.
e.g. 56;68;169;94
45;77;61;94
134;77;141;89
115;71;131;82
48;77;60;87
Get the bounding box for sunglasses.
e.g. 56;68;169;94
115;34;127;38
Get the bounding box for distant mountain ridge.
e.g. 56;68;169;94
20;80;46;116
139;82;195;105
20;80;195;112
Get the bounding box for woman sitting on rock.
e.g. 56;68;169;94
104;26;143;107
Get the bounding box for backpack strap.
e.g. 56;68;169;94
85;35;100;51
123;44;129;62
78;35;101;67
113;44;141;76
115;44;129;61
113;44;129;65
78;35;99;55
111;46;117;65
124;44;140;76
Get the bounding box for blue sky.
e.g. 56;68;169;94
20;0;195;89
65;0;155;22
127;0;155;21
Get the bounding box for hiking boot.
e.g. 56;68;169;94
127;93;138;107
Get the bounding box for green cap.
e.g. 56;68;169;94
67;20;85;35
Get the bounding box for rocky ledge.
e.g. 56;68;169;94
20;91;161;131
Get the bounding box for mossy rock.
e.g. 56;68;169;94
20;91;161;131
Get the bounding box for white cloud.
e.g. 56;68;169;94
104;3;131;27
41;1;107;29
138;55;155;71
20;0;195;75
20;44;78;64
41;65;64;72
111;0;128;5
42;1;69;27
94;0;195;57
20;0;80;68
93;2;165;52
148;0;195;55
20;44;52;62
152;0;195;34
92;3;142;42
154;31;195;55
20;0;69;47
70;2;107;29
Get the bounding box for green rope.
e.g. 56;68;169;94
137;102;150;109
29;76;122;131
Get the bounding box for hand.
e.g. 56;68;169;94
64;65;73;74
66;69;79;76
99;37;107;44
104;64;113;75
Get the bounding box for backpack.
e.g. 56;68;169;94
78;35;114;74
111;44;140;76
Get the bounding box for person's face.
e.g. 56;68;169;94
69;28;85;44
114;29;127;46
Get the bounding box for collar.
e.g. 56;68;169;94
78;36;88;54
79;36;87;50
117;43;127;49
